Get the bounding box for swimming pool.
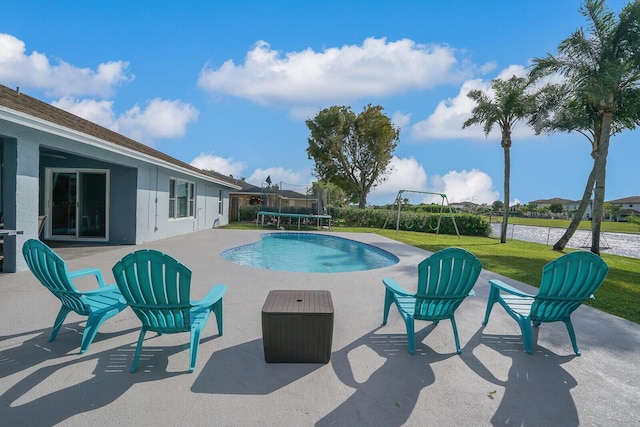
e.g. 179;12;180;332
221;232;399;273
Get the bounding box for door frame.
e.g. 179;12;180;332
44;168;110;242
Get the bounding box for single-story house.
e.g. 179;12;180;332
0;84;240;272
228;179;315;222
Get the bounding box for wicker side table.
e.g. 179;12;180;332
262;290;334;363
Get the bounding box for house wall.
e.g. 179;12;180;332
39;150;138;244
2;136;40;272
0;116;233;272
134;164;229;243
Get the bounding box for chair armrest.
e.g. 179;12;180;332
489;279;534;298
82;284;121;296
68;267;107;287
382;278;413;297
192;284;227;307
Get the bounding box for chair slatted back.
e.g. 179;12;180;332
22;239;89;315
531;251;609;322
414;247;483;320
112;249;192;333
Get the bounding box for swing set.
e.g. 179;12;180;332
383;189;460;238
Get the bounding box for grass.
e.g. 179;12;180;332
222;221;640;324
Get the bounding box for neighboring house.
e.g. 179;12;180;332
528;197;592;219
0;84;240;272
449;201;484;214
606;196;640;221
228;178;314;222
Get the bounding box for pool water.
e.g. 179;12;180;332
221;232;399;273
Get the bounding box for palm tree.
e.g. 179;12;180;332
531;79;640;250
530;0;640;254
463;75;536;243
530;84;601;250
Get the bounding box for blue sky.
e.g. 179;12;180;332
1;0;637;206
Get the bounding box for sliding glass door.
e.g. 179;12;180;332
47;169;109;241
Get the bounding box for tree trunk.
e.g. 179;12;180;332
358;192;367;209
553;163;596;251
591;111;612;255
500;144;510;244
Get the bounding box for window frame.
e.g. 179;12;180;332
169;177;196;219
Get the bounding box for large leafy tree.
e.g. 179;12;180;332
306;105;400;208
462;75;536;243
530;0;640;254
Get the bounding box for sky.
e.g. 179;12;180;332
0;0;638;206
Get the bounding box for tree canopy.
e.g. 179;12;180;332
306;105;400;208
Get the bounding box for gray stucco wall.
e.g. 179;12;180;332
1;115;234;272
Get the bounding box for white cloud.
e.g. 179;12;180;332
247;167;313;188
114;99;199;142
430;169;499;204
0;33;132;97
496;64;528;80
411;65;536;141
288;106;321;121
198;37;473;106
369;157;429;204
53;97;199;145
411;78;489;140
52;97;116;126
368;158;499;206
190;153;247;177
0;33;195;146
392;111;411;131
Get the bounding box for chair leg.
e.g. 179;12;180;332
517;318;534;355
482;286;500;325
80;313;108;354
564;319;581;356
212;300;223;335
382;289;394;325
404;317;415;355
131;328;147;373
49;306;71;342
450;317;462;354
190;325;203;373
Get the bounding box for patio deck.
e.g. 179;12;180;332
1;229;638;426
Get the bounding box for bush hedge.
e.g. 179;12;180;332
238;205;491;237
332;207;490;236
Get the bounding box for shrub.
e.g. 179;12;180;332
329;207;490;237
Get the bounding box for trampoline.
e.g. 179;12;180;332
257;211;332;230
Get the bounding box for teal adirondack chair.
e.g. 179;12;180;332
483;251;609;355
112;249;226;373
382;247;483;354
22;239;127;353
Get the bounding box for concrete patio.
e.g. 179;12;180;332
1;229;638;426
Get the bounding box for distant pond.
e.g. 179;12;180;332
490;223;640;259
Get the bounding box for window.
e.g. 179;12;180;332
218;189;223;214
169;178;195;218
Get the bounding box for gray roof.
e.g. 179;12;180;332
0;84;238;188
607;196;640;204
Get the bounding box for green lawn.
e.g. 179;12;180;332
222;222;640;324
